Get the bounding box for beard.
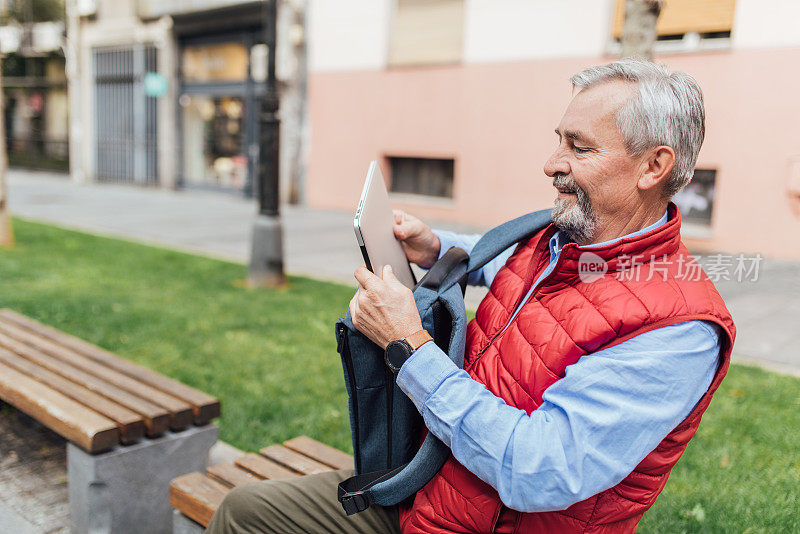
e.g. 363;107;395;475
551;174;597;243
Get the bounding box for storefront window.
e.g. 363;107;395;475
181;95;248;189
178;33;262;193
181;42;248;83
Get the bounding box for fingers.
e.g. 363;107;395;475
382;264;401;286
357;264;402;291
382;264;394;282
348;291;360;322
354;264;378;289
350;265;420;348
349;291;357;312
393;210;408;240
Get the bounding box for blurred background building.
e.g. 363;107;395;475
1;0;799;260
0;0;68;171
305;0;800;260
60;0;306;201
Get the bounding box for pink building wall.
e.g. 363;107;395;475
306;48;800;260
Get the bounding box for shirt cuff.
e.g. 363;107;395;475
432;230;461;261
396;340;461;412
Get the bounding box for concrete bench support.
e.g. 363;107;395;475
173;508;205;534
68;424;218;534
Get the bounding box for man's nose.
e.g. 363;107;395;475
543;149;570;178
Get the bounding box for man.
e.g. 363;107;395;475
207;58;735;533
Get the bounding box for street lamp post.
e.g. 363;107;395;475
248;0;286;287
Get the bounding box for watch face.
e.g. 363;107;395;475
385;340;412;372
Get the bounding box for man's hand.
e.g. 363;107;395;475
350;264;423;349
392;210;441;269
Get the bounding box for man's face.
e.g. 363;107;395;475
543;80;644;244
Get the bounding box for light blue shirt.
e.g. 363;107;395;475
396;212;721;513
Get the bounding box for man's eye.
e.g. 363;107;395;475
573;146;590;154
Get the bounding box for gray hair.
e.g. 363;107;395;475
570;58;705;198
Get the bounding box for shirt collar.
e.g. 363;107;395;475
549;210;669;257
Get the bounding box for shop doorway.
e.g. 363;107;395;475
181;95;248;190
177;32;262;196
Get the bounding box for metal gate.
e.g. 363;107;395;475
93;45;158;185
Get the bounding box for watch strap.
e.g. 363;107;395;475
405;329;433;351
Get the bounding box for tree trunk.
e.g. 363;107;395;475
0;69;14;248
620;0;663;59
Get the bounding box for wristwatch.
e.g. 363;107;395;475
384;329;434;373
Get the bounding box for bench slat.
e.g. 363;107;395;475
283;436;354;471
235;453;299;480
0;360;119;453
0;310;220;424
170;472;228;528
259;445;334;475
207;463;262;488
0;320;193;431
0;347;145;444
0;331;170;437
171;439;354;527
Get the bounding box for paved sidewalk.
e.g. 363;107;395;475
7;169;800;376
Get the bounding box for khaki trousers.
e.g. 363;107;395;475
205;469;402;534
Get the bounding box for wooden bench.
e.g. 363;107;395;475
0;308;221;534
170;436;353;531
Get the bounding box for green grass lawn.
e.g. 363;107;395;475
1;218;798;532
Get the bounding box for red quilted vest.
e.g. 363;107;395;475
398;203;735;533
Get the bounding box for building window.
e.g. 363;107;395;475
181;42;248;83
388;0;464;67
612;0;734;51
674;169;716;226
388;157;454;198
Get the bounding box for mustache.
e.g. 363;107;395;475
552;174;580;194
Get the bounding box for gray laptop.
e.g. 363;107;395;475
353;161;417;289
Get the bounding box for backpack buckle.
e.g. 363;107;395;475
338;485;373;515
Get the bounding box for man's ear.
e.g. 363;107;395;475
638;146;675;192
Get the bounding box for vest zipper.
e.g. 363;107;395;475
473;247;572;361
527;243;575;298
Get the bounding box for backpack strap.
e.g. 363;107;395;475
339;431;449;513
418;246;469;295
438;208;553;292
467;208;553;274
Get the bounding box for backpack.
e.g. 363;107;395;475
334;208;552;515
